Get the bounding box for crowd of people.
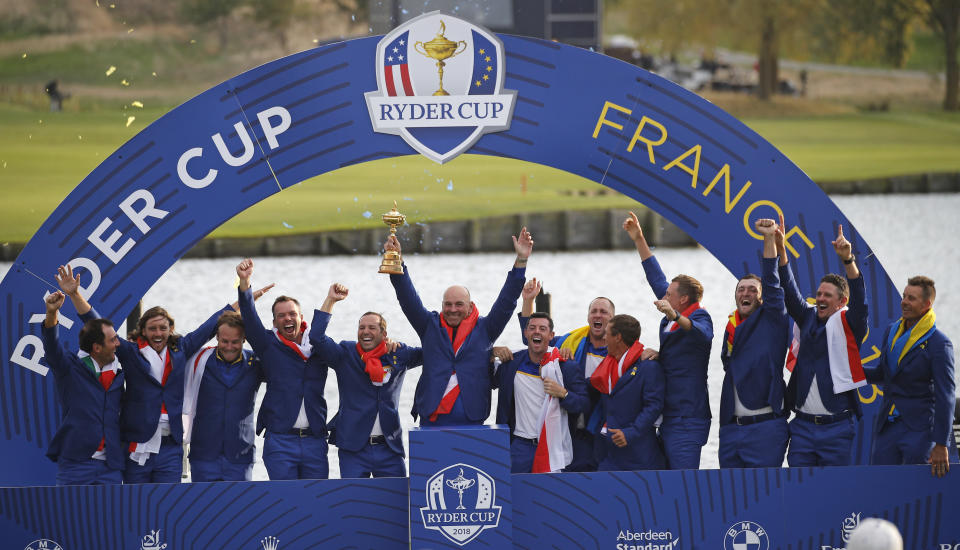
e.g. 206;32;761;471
41;215;955;485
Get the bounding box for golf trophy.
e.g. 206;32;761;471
414;20;467;96
378;201;406;275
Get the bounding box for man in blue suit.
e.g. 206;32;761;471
237;258;329;480
717;218;791;468
494;312;588;473
384;227;533;426
41;291;124;485
515;278;613;472
310;282;423;478
592;314;665;471
185;311;263;482
864;276;955;477
779;224;868;467
623;212;712;470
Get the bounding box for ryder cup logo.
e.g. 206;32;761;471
724;520;770;550
365;11;517;164
420;463;502;546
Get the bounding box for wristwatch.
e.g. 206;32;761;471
843;254;856;265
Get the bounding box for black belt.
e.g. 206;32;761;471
732;412;781;426
794;410;853;425
286;427;314;437
368;435;387;445
513;435;538;445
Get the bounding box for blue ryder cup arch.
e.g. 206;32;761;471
0;22;904;487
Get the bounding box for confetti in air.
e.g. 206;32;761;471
282;221;294;228
106;66;116;76
131;101;144;108
362;211;372;219
125;116;135;127
447;181;454;191
21;53;27;59
127;28;134;33
121;79;130;86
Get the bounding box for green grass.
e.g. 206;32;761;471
2;104;960;243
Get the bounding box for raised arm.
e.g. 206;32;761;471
832;224;860;280
385;235;432;334
520;278;540;317
40;291;71;377
623;211;654;260
56;264;92;315
756;218;785;312
482;227;532;340
236;258;271;352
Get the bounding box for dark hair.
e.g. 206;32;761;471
272;295;301;318
907;276;936;302
608;314;641;346
672;274;704;303
216;310;245;333
739;273;761;285
130;306;180;345
529;312;554;330
79;318;114;353
820;273;849;300
359;311;387;332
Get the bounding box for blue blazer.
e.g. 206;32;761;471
493;349;589;435
719;257;790;425
83;305;230;444
642;256;713;419
42;323;125;471
865;324;955;446
390;264;525;423
309;310;423;456
189;349;263;464
597;357;666;470
239;288;328;437
780;264;868;416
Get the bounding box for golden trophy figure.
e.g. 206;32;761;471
379;201;406;275
414;21;467;96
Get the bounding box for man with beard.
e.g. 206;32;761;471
309;283;423;478
41;290;124;485
717;218;791;468
623;212;713;470
383;227;533;426
494;312;588;473
779;223;868;466
183;311;263;482
864;275;955;477
513;278;614;471
237;258;329;480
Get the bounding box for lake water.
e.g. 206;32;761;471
3;193;958;479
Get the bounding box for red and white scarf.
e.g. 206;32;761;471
129;339;173;464
724;310;742;356
78;350;121;459
785;321;801;372
357;341;390;386
272;322;312;359
825;307;867;392
532;348;572;473
664;302;701;333
429;305;480;422
590;341;645;395
182;346;216;444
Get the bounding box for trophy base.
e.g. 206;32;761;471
379;259;404;275
432;89;449;96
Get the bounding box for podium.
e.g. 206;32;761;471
409;424;512;548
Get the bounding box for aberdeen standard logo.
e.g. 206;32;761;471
420;463;502;546
365;11;517;164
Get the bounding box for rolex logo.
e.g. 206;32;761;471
260;536;279;550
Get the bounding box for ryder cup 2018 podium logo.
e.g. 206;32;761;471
420;463;502;546
365;11;517;164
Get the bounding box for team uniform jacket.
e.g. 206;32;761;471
641;256;713;419
82;305;231;445
309;310;423;457
598;357;666;469
190;349;263;464
390;264;526;422
239;287;328;437
719;257;790;425
865;324;955;445
780;264;868;415
41;323;125;471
